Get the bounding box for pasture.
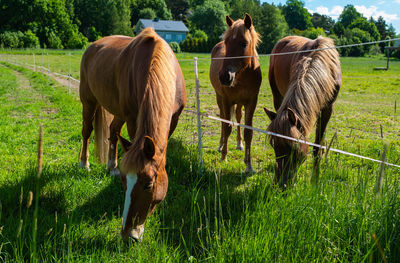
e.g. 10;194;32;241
0;49;400;262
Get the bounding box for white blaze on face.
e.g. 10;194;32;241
122;172;137;229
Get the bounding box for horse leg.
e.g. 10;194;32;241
108;117;125;176
244;99;257;173
235;104;244;150
220;102;233;161
79;101;97;169
269;67;284;111
216;95;225;152
312;105;333;182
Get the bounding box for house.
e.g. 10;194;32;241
135;18;189;43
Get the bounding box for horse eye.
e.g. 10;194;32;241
144;183;152;190
242;42;248;49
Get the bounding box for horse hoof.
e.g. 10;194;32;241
220;156;227;162
79;161;90;171
109;168;120;177
236;143;244;151
245;165;255;174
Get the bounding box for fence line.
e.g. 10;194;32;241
1;46;399;170
179;37;400;61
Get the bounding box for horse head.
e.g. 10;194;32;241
118;135;168;242
219;13;260;87
264;107;309;189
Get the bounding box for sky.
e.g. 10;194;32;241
262;0;400;35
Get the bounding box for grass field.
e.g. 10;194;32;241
0;49;400;262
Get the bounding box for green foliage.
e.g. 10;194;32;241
131;0;172;25
311;13;335;32
293;27;326;40
169;41;181;53
23;30;40;49
257;3;289;53
0;31;24;48
338;5;362;28
139;8;157;20
165;0;190;21
282;0;312;30
180;34;210;52
74;0;132;40
192;29;208;42
349;17;380;41
190;0;227;42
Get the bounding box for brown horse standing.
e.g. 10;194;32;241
210;13;261;173
264;36;341;188
79;28;186;242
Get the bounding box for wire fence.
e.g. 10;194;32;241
1;36;400;172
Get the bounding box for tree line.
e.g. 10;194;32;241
0;0;398;57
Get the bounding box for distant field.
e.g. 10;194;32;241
0;50;399;262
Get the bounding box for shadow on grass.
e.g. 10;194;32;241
0;137;277;260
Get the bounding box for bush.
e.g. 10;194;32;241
293;27;326;39
66;32;88;49
0;31;24;48
23;30;40;48
169;41;181;53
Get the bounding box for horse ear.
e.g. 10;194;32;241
226;15;234;27
117;135;131;153
287;108;298;127
143;136;156;160
263;107;277;121
244;13;252;29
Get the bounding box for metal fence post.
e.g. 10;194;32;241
68;52;71;95
194;57;203;175
47;52;50;84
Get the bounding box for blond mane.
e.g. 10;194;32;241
269;37;340;138
121;28;176;173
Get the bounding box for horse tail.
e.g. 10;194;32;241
94;106;113;163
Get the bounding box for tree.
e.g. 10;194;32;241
258;3;288;53
74;0;133;40
349;17;380;41
282;0;312;30
338;5;362;28
311;13;335;32
165;0;190;21
139;8;157;20
190;0;227;42
130;0;172;25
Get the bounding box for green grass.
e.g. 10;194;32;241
0;50;400;262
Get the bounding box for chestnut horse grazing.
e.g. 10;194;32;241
210;13;262;173
79;28;186;242
264;36;341;188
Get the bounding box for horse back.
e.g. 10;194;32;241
80;35;133;117
269;36;312;97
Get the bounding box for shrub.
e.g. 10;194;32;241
0;31;24;48
169;41;181;53
23;30;40;48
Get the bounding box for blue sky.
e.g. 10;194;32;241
262;0;400;35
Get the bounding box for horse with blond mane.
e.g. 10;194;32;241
78;28;186;242
210;13;262;173
264;36;341;188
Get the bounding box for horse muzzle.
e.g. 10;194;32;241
121;224;145;243
219;70;236;87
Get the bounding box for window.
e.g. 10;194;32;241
165;34;171;40
176;34;182;41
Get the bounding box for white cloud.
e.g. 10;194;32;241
310;5;343;20
309;5;399;23
355;5;399;22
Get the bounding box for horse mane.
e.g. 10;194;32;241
269;36;340;138
223;19;261;57
121;28;176;174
